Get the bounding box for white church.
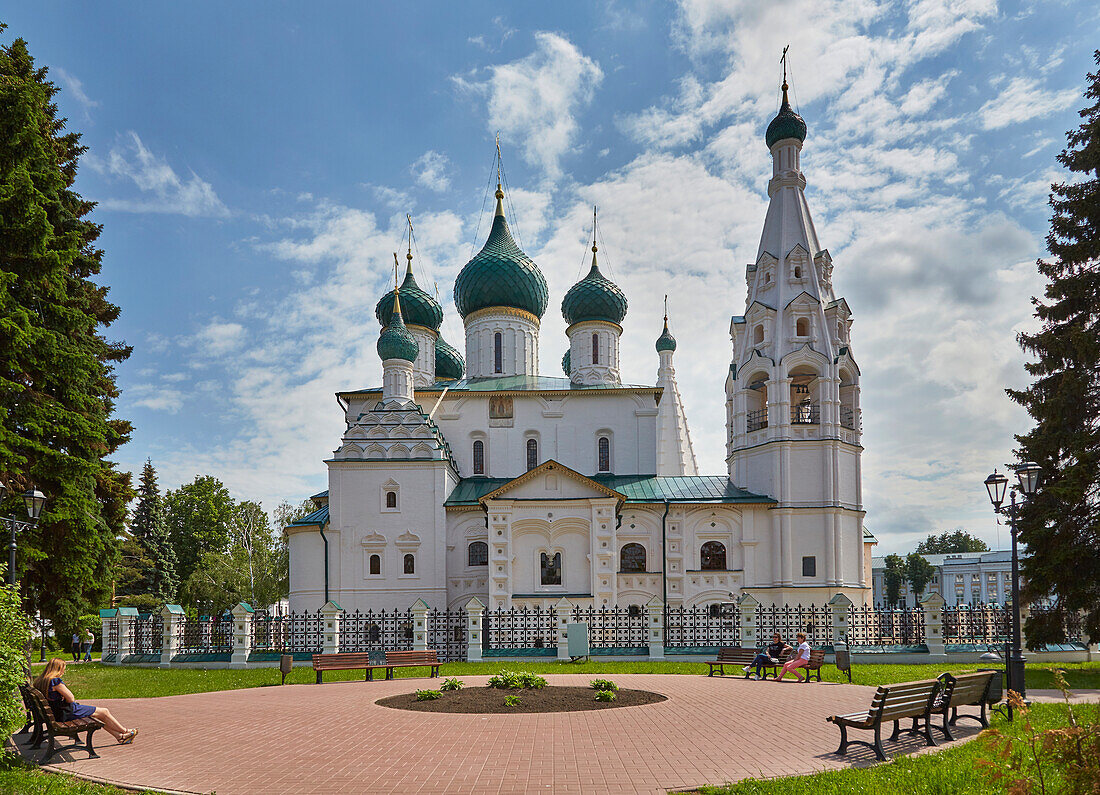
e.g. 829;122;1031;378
286;80;874;613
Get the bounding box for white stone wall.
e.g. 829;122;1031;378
407;326;437;387
464;311;539;378
568;321;621;386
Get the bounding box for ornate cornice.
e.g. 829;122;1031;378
463;306;541;326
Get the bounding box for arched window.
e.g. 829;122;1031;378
472;440;485;475
403;553;415;575
796;317;809;337
753;325;764;344
468;541;488;566
598;436;611;473
385;490;397;509
526;438;538;470
369;554;381;575
620;543;646;572
592;333;599;364
494;332;503;373
701;541;727;570
540;551;562;585
793;265;802;278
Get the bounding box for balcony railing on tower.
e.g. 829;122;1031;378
791;402;820;425
746;408;768;432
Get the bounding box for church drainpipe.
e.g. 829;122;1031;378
318;522;330;604
661;500;670;638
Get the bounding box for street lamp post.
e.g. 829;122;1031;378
1;482;47;586
984;462;1042;701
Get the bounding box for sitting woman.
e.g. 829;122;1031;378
34;658;138;744
773;632;811;682
743;633;790;680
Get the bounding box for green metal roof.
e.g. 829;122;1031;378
444;474;775;506
655;318;676;352
562;350;571;376
376;267;443;331
343;374;657;396
288;504;329;527
376;299;419;362
561;257;628;325
766;86;807;148
435;336;465;381
453;207;549;319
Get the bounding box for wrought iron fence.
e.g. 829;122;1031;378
131;616;163;655
664;603;740;647
571;605;647;649
757;603;832;647
846;605;925;646
177;614;233;655
747;409;768;432
942;604;1011;644
338;609;412;654
484;606;557;650
426;609;468;662
1026;605;1086;644
105;618;119;658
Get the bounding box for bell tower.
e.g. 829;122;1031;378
725;67;866;602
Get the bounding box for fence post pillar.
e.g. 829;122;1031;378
114;607;137;664
230;602;256;668
646;597;665;660
828;593;853;648
159;604;184;668
320;601;343;655
410;599;429;652
464;597;485;662
920;591;946;657
99;609;118;664
736;593;760;649
556;597;573;661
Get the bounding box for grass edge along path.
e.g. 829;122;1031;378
695;701;1084;794
32;659;1100;700
0;755;163;795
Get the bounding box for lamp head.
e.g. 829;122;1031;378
23;489;46;520
1015;461;1042;496
984;469;1009;509
0;481;6;503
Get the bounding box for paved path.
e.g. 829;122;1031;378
15;674;987;795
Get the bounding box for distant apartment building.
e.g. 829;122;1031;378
871;551;1013;607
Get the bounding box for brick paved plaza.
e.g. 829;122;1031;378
14;674;990;794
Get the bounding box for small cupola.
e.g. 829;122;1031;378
377;285;418;403
561;244;628;326
564;210;625;387
656;315;677;353
434;336;465;382
765;79;807;149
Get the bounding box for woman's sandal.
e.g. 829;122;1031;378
117;728;138;745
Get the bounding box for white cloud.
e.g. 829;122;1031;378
87;132;229;217
128;384;184;414
979;77;1081;130
411;150;452;192
52;66;98;113
453;32;603;179
194;320;245;355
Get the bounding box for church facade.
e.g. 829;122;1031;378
286;83;873;613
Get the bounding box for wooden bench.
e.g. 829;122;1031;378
827;678;941;761
931;671;997;740
706;647;796;679
20;684;103;761
802;649;826;682
312;650;442;683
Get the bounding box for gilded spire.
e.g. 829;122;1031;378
406;214;415;276
494;134;505;217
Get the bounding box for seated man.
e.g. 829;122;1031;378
744;633;790;680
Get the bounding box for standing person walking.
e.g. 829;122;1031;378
70;632;81;662
82;630;94;662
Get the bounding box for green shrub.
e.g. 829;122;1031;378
487;670;547;690
590;678;618;692
441;677;463;691
415;689;442;701
594;689;616;702
0;585;32;749
504;694;521;707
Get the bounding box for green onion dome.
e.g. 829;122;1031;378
562;350;571;376
434;336;465;381
561;245;628;326
376;292;419;363
765;82;807;149
453;187;548;319
656;317;676;352
376;255;443;331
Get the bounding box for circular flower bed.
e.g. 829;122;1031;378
376;685;666;714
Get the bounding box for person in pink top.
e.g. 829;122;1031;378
773;632;811;682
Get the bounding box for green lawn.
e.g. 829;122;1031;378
28;658;1100;700
0;756;160;794
698;701;1089;794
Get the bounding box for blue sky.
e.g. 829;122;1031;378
6;1;1097;553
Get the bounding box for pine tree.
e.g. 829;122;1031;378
1008;51;1100;644
130;460;178;602
0;28;133;634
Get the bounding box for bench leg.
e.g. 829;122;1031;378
889;719;901;742
366;667;373;681
922;714;937;747
386;667;393;680
949;706;958;726
316;671;322;684
43;734;56;763
940;711;954;741
979;702;989;728
872;725;887;762
84;727;100;759
835;723;849;756
432;666;439;678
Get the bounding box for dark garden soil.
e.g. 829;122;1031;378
376;685;667;714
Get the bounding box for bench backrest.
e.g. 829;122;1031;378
312;652;372;668
715;647;755;662
877;679;941;722
26;685;62;730
384;650;439;665
943;671;995;708
807;649;826;666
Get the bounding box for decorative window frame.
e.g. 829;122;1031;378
381;479;400;513
595;430;613;473
470;433;488;475
538;548;564;589
360;531;386;579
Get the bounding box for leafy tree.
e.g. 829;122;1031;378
0;584;32;748
0;27;132;636
915;529;990;554
130;460;178;601
163;475;234;586
905;552;936;599
1008;51;1100;644
883;554;905;607
273;498;317;529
